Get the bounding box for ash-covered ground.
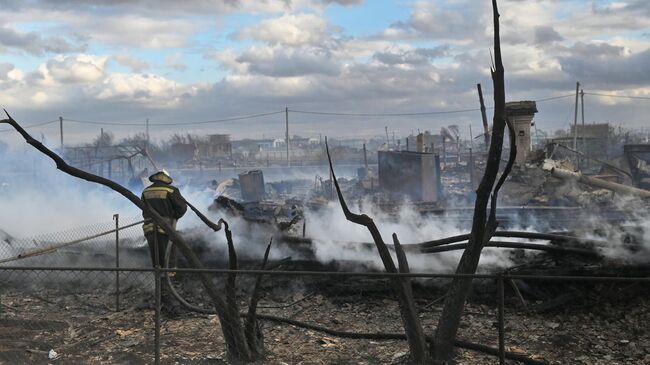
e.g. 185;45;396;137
1;271;649;365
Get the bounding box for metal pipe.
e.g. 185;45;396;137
544;160;650;198
497;274;506;365
153;230;161;365
113;214;120;312
420;241;601;257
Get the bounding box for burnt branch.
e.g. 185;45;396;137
326;138;429;363
245;237;274;355
1;111;256;362
488;117;516;228
325;138;397;273
253;314;547;365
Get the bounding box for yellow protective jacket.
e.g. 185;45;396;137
141;182;187;234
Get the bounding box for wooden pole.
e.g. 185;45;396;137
477;84;490;148
469;124;473;150
363;143;368;169
285;107;290;167
469;148;474;189
59;116;63;150
572;81;580;151
385;126;390;149
456;136;460;165
442;137;446;169
580;88;585;156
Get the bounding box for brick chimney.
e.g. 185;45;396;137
505;101;538;166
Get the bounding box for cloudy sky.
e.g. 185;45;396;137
0;0;649;144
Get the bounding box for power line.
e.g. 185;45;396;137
288;107;481;117
584;92;650;101
289;94;574;117
534;94;575;102
0;120;58;133
0;93;576;133
63;110;285;127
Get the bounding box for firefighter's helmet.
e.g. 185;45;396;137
149;170;173;184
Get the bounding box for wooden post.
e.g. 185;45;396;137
113;214;120;312
59;116;63;150
363;143;368;169
442;137;446;169
477;84;490;148
456;136;461;165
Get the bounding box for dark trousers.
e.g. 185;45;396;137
144;231;177;306
145;231;169;268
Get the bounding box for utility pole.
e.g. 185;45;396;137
477;83;490;148
363;143;368;169
384;126;390;149
285;107;290;167
469;124;473;150
59;116;64;150
580;89;585;155
572;81;580;151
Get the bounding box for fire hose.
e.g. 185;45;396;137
161;227;548;365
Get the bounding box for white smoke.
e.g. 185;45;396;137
0;147;139;237
305;198;520;273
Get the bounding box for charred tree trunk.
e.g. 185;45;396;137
431;1;512;363
327;140;430;364
0;111;261;363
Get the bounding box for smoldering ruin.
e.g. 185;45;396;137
2;95;650;364
1;2;650;365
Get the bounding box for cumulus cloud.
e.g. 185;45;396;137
233;13;331;46
89;73;202;108
0;62;14;80
373;46;449;66
383;1;487;42
67;14;197;48
233;46;340;77
559;43;650;87
1;0;650;139
534;25;564;44
0;25;84;55
320;0;363;5
44;54;107;83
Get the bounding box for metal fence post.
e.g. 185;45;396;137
153;228;161;365
113;214;120;312
497;273;506;365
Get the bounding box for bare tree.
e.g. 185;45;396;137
326;1;516;363
431;1;513;363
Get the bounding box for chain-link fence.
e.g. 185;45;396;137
1;218;649;364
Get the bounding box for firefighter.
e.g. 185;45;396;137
141;170;187;315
